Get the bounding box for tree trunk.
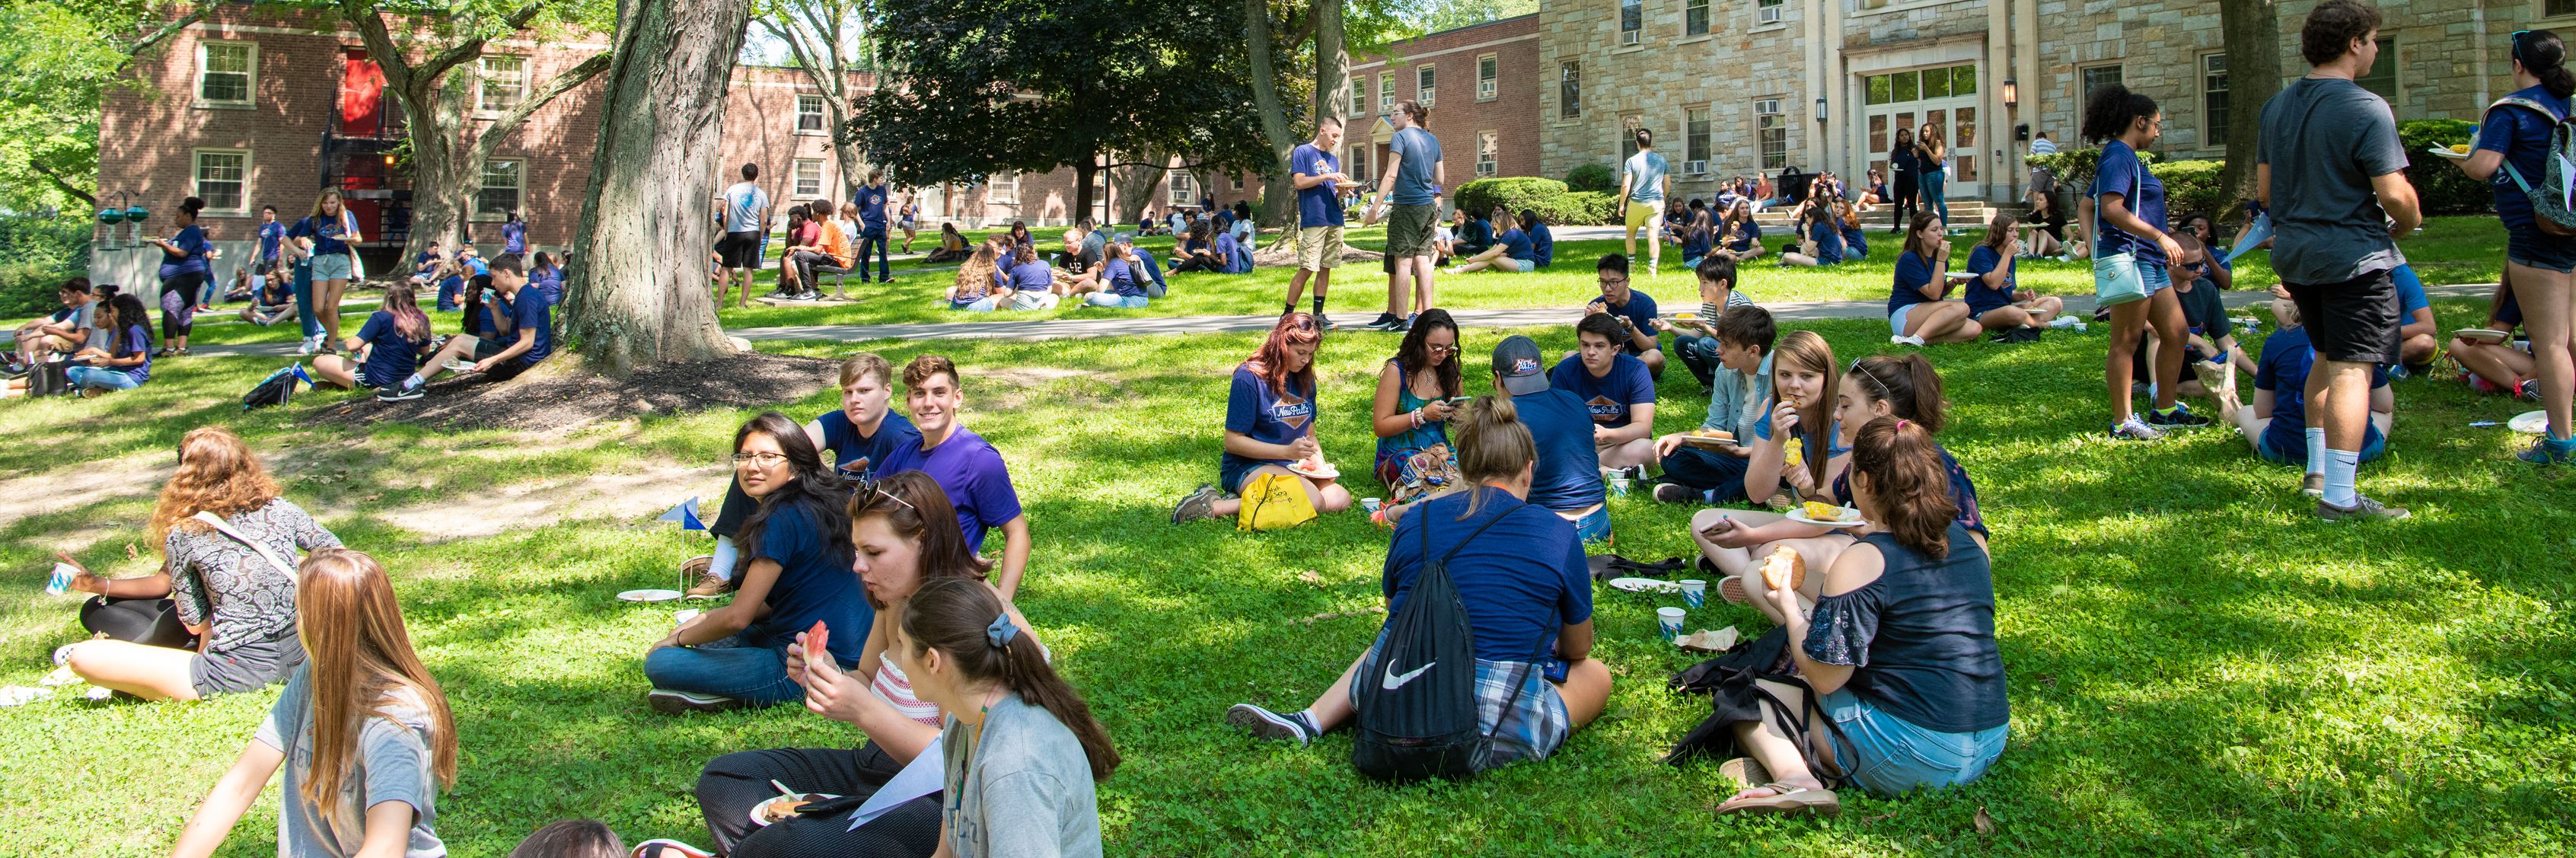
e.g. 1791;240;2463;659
1071;157;1100;225
565;0;750;374
1243;0;1302;228
1313;0;1347;125
2218;0;2280;218
1110;149;1165;222
400;77;474;264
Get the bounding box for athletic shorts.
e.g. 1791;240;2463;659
716;231;766;269
471;337;537;381
1385;204;1439;258
190;633;304;697
1624;203;1660;238
2507;224;2576;274
1350;628;1573;771
2284;268;2401;365
2256;424;2386;466
1296;225;1344;270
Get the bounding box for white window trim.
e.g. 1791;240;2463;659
472;158;524;222
2200;52;2228;150
1168;171;1197;206
1476;130;1498;176
795;94;828;136
193;148;253;216
792;158;827;199
473;55;530;118
990;171;1019;205
1618;0;1643;46
195;40;257;110
1417;64;1436;108
1379;72;1396;113
1477;53;1499;101
1684;106;1712;171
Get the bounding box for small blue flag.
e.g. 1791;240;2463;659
291;363;314;388
658;496;705;531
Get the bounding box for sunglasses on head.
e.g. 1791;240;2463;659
853;477;918;512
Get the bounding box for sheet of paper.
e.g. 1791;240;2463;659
2223;214;2273;267
847;735;946;831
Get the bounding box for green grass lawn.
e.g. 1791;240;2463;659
2;290;2569;856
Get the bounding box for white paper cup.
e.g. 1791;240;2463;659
1679;579;1707;608
1656;607;1687;642
674;608;702;627
1609;477;1631;497
1360;497;1383;514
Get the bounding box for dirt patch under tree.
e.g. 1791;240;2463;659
307;352;839;432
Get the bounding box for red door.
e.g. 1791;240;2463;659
341;49;384;136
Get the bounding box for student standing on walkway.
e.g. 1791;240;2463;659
287;189;363;356
1615;129;1672;279
1368;100;1445;332
1285;118;1353;330
2257;0;2421;516
2463;28;2576;465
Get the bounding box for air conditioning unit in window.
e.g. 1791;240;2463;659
1478;81;1496;98
1756;5;1782;24
1755;99;1781;114
1621;28;1639;45
1420;89;1434;107
1686;160;1708;174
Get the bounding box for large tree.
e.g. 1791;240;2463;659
560;0;747;372
0;0;214;211
1236;0;1411;227
337;0;612;264
2217;0;2280;215
752;0;872;201
852;0;1274;222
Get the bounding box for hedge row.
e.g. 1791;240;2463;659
2025;122;2494;224
1455;177;1619;225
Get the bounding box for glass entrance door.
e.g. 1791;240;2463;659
1863;63;1981;201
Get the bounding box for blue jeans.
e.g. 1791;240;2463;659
66;366;140;391
292;261;321;338
857;228;891;280
642;630;802;708
1658;446;1749;500
1823;687;2007;796
1676;335;1721;388
1082;293;1149;308
1918;171;1949;224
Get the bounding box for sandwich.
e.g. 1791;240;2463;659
1758;545;1806;592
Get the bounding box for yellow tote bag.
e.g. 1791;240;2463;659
1236;473;1318;531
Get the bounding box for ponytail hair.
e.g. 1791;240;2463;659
2519;30;2576;99
1844;352;1946;432
2080;83;2160;144
1451;395;1535;519
1848;417;1958;559
902;577;1120;780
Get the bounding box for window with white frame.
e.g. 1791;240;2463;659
1685;107;1710;172
1417;65;1436;107
793;159;825;197
1478;54;1497;100
193;150;248;214
477;55;526;113
1168;171;1197;206
1379;72;1395;113
1350;77;1366;116
797;95;826;132
2201;53;2228;147
990;170;1019;204
1686;0;1709;35
476;159;523;218
1755;99;1787;169
197;42;255;107
1559;61;1580;118
1620;0;1642;44
1477;131;1497;176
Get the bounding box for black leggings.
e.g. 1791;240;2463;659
162;273;204;338
694;743;941;858
81;595;194;649
1890;174;1920;232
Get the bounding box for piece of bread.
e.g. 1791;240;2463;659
1691;428;1735;440
1758;545;1806;592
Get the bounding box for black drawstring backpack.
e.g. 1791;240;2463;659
1350;498;1532;783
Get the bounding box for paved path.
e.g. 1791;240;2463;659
77;283;2507;359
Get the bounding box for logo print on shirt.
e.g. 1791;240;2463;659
1382;661;1434;690
1273;389;1314;430
1586;395;1623;423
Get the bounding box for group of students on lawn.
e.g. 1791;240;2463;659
944;219;1181;311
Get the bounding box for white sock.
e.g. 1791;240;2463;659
709;535;738;582
2322;448;2361;507
404;372;426;388
2303;427;2327;476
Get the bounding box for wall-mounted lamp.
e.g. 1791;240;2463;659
2003;78;2018;107
1814;97;1828;124
384;155;397;165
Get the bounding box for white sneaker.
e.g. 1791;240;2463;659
2048;315;2080;329
297;334;319;356
2109;416;2166;441
1891;334;1927;346
1647;262;1659;278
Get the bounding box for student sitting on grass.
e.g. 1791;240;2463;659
1170;222;1223;273
1886;213;1981;346
528;251;566;305
1778;205;1845;268
1223;397;1612;770
2131;234;2252;405
687;353;924;599
1492;334;1612;542
312;285;433;391
1116;231;1168;295
1719;199;1765;262
1678;208;1717;269
59;426;342;700
999;244;1063;311
2231;298;2395;499
1713;417;2007;817
39;292;155;397
1522;209;1556;268
1656;254;1759;389
1582;254;1669;379
647;412;872;713
925;222;972;263
2389;263;2440;376
1552;314;1660;473
1063;241;1153;308
948;243;1012;311
1448;211;1538;274
238;272;298;327
879;354;1035;597
1368;309;1464;517
1650;305;1775;506
688;472;1036;858
379;254;551;400
1963;214;2066;343
2449;273;2549;399
169;549;458;858
1172;313;1357;523
1838;200;1871;260
900;577;1117;858
1451;207;1493;257
7;277;97;373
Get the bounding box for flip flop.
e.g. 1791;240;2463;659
1718;757;1772;791
1715;782;1840;817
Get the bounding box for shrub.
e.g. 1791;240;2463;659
1565;163;1617;194
2398;119;2491;215
0;261;69;317
1556;191;1620;225
1456;177;1568;220
2149;160;2230;224
0;214;91;317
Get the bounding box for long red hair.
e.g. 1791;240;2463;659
1247;311;1324;395
150;427;281;546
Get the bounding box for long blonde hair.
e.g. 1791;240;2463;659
1452;395;1535;519
150;427;282;545
295;548;458;830
309;188;346;221
956;244;1000;295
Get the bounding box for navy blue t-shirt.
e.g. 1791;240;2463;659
1549;353;1656;429
2092;140;2168;264
1382;494;1592;668
161;225;212;279
1290;144;1345;228
1807;221;1844;265
1513;388;1606;512
815;410;922;477
1497;228;1535;262
258;222;285;261
2478;85;2572;231
747;503;869;669
502;287;553;365
1962;245;2016;316
1224;365;1315;471
289;212;358;257
1725;219;1763;253
1587;290;1662;353
355;311;422;385
1889;250;1946;314
2256;326;2389;460
858;185;889;231
1529;223;1555;266
1680;228;1713;260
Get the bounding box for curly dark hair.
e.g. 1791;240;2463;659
2300;0;2382;68
2080;83;2159;144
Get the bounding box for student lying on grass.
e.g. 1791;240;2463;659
1225;397;1612;770
2230;298;2396;500
311;285;434;392
1172;313;1355;523
689;354;922;599
1551;313;1659;473
1712;417;2007;817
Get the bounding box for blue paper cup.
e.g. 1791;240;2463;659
1656;607;1686;642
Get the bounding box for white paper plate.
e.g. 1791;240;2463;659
1606;577;1682;594
2510;410;2548;434
1785;510;1868;529
1287;461;1340;479
2425;145;2471;161
750;793;840;828
2455;328;2511;345
1945;271;1980;279
617;588;683;602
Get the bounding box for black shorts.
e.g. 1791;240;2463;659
2284;269;2401;365
715;231;765;269
471;337;537;381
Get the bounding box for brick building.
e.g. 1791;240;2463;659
1343;14;1545;193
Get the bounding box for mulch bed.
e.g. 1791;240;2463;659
307;351;837;432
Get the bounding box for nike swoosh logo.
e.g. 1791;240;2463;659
1382;661;1435;691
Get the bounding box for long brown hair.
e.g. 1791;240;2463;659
850;470;991;610
1848;418;1958;558
1773;330;1838;490
151;426;282;545
957;244;1000;295
1248;312;1324;396
1979;212;2020;253
903;577;1120;780
380;284;432;343
1902;212;1944;260
732;412;851;579
1451;394;1535;519
1845;353;1947;433
295;548;458;828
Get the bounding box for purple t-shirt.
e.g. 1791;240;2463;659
875;426;1025;552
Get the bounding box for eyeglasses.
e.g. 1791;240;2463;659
853;477;918;512
732;451;789;466
1598;277;1628;288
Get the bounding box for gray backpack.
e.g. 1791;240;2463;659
2485;94;2576;236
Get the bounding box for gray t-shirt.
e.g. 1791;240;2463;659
166;498;341;655
1388;126;1444;206
722;181;771;234
941;694;1101;858
1623;151;1671;203
2256;76;2409;285
255;665;446;858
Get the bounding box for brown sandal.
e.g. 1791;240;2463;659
1715;781;1840;817
1718;757;1771;790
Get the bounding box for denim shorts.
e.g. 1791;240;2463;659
1220;458;1280;494
1557;505;1612;544
952;295;999;312
1506;257;1535;273
1822;687;2007;797
309;253;354;282
1083;293;1150;308
66;366;142;391
2138;257;2173;294
2507;223;2576;273
1889;303;1918;337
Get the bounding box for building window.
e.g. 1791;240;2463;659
1559;61;1580;118
477;55;526;113
2356;37;2398;100
990;170;1019;204
797;95;826;132
1686;0;1709;35
1477;131;1498;176
193;150;248;214
1350;77;1366;116
793;159;824;197
1379;72;1395;113
1478;54;1497;100
1755;99;1787;169
1685;107;1710;171
197;42;255;107
2082;65;2124;110
1620;0;1642;45
2201;53;2228;147
2553;0;2576;18
1232;174;1245;190
1417;65;1436;107
1756;0;1783;25
1169;171;1197;206
476;159;522;218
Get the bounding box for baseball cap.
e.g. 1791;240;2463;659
1492;335;1549;396
1114;232;1135;244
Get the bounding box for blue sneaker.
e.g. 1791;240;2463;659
2144;403;2211;428
2517;437;2576;465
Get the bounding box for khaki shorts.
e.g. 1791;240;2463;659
1296;225;1345;270
1384;205;1438;258
1624;202;1660;238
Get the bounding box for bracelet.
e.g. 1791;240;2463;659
1409;408;1424;429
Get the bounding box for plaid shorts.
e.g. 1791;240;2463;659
1350;631;1572;771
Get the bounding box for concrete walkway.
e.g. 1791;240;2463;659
72;283;2506;359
